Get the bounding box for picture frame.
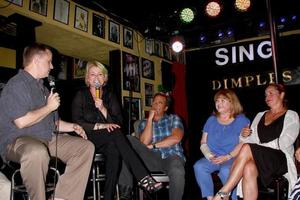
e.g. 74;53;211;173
162;43;171;60
6;0;23;6
123;27;133;49
92;13;105;39
30;0;48;16
123;97;141;133
153;40;161;56
57;55;70;80
123;52;140;92
74;5;88;32
145;38;154;54
73;58;87;79
53;0;69;25
141;58;155;80
123;97;141;121
144;83;154;107
109;20;120;44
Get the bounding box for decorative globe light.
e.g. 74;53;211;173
205;1;221;17
235;0;251;12
171;41;184;53
180;8;195;24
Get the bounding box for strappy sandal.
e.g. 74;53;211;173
138;175;163;193
216;190;231;200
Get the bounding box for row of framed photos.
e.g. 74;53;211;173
123;82;154;124
122;52;155;93
145;39;172;60
57;52;155;94
7;0;134;49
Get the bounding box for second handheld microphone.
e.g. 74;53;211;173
95;80;101;99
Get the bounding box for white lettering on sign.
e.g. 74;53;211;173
215;41;272;66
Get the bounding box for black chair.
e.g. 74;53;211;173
258;176;289;200
9;157;64;200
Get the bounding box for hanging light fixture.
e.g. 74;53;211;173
170;35;184;53
180;8;195;24
235;0;251;12
205;1;222;17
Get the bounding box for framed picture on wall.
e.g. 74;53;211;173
162;43;171;60
73;58;87;79
153;40;161;56
92;13;105;39
144;83;154;107
145;38;153;54
6;0;23;6
123;97;141;122
123;27;133;49
74;5;88;32
123;97;141;134
123;52;140;92
109;20;120;44
141;58;154;80
53;0;69;25
30;0;48;16
57;55;70;80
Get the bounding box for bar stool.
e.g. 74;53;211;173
138;172;169;200
90;153;120;200
91;153;106;200
10;166;60;200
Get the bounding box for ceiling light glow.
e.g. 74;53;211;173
205;1;221;17
180;8;195;24
171;41;184;53
235;0;251;12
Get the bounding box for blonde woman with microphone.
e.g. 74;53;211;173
71;61;162;200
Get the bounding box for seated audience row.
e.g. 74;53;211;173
1;42;300;200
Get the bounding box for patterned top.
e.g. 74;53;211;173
138;114;185;160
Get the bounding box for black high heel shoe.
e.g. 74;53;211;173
138;175;163;193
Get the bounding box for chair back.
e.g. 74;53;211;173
132;120;142;138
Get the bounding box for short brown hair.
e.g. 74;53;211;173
23;43;50;67
213;89;243;118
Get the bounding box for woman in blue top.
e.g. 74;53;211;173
194;89;250;200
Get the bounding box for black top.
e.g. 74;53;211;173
258;112;285;143
71;86;123;133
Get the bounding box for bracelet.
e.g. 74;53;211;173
228;153;233;159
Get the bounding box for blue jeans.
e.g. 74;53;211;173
118;136;185;200
193;157;237;200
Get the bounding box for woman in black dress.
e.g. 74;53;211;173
72;61;162;200
213;84;299;200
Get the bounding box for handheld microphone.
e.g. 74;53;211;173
48;75;56;93
95;80;101;99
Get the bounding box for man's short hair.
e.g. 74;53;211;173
23;43;51;68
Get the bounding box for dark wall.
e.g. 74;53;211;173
186;34;300;162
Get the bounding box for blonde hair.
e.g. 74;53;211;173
213;89;243;118
85;61;108;86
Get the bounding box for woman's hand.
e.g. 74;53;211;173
211;155;231;164
95;98;105;110
241;124;252;138
100;123;120;132
73;124;87;139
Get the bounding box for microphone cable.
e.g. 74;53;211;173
52;112;59;200
48;76;59;200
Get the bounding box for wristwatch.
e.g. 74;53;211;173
152;143;157;149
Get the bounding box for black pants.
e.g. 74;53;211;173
87;128;148;200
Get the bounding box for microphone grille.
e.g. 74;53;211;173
48;75;55;87
95;80;101;88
